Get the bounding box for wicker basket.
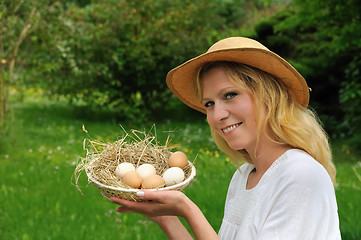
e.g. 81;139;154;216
85;161;196;201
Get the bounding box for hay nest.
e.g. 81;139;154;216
74;126;196;201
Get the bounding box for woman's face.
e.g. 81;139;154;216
200;67;259;152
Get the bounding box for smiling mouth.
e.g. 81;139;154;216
222;123;242;133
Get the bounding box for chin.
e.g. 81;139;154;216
226;142;246;151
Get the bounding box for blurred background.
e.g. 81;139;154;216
1;0;360;239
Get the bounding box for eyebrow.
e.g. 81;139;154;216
201;98;211;104
201;87;237;102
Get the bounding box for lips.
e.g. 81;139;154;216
222;123;242;133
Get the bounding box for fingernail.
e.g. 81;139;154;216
136;191;144;198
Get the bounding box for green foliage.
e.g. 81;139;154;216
15;0;286;123
6;0;360;134
0;98;232;239
252;0;361;139
23;0;227;121
1;99;361;239
339;56;361;143
0;0;42;132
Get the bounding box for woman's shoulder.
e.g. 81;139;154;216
255;150;340;239
281;149;328;176
275;149;334;191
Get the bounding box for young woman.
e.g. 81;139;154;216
110;37;341;239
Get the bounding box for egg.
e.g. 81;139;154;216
142;174;165;189
136;164;156;180
122;171;142;188
168;151;188;169
115;162;135;179
163;167;185;186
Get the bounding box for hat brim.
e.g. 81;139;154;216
166;48;309;114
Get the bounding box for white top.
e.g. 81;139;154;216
218;149;341;240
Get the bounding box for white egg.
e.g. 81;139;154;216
115;162;135;179
163;167;185;186
136;164;156;180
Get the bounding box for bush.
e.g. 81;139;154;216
18;0;290;122
252;0;361;141
339;56;361;138
23;0;234;122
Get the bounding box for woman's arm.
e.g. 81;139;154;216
181;196;220;240
155;216;193;240
110;190;219;240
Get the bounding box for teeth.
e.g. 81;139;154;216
222;123;241;133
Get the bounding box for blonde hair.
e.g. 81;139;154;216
196;61;336;184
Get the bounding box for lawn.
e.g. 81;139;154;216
0;96;360;239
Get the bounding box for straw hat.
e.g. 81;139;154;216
166;37;309;114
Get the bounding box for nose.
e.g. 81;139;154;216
210;102;229;122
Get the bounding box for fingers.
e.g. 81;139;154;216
111;197;162;218
109;191;187;218
109;190;164;204
109;190;182;204
110;195;157;211
109;196;128;205
116;207;136;213
139;190;182;202
137;190;159;201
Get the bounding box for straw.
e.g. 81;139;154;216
73;126;196;201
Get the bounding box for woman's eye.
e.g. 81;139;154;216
225;92;237;99
204;101;214;108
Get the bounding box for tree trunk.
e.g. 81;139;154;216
0;39;7;133
0;7;37;133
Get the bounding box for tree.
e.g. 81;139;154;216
0;0;40;132
1;0;288;124
24;0;228;121
24;0;285;122
252;0;361;137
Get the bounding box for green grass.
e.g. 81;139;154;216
332;145;361;240
1;98;360;239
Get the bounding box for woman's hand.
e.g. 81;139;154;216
110;191;194;240
110;190;219;240
110;190;188;221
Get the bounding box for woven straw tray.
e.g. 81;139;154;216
85;161;196;201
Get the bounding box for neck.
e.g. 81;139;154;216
247;137;292;175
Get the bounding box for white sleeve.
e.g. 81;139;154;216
253;158;341;240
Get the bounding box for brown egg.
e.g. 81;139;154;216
142;175;165;189
168;151;188;169
122;171;142;189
